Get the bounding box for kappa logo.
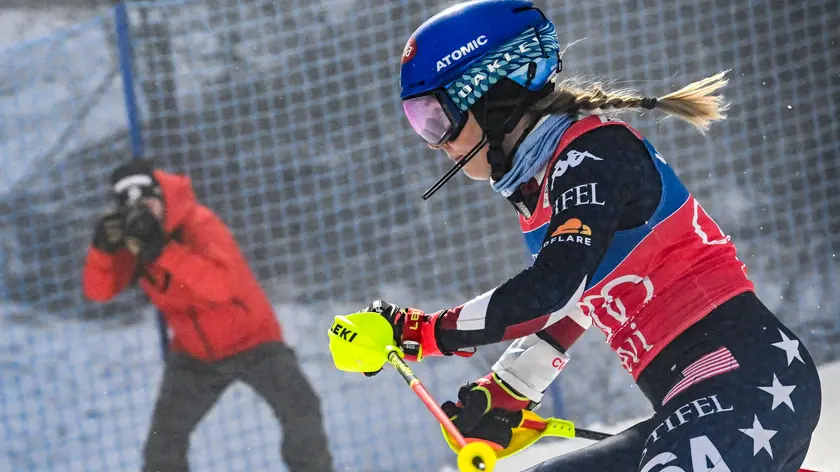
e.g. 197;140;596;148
550;150;603;187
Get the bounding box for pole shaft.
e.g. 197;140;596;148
387;351;469;447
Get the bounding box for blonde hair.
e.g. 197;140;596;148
532;70;731;134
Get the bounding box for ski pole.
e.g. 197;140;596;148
385;351;497;472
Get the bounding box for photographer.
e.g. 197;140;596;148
82;159;334;472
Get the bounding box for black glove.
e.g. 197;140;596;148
92;209;127;253
360;299;408;377
124;203;167;265
365;300;405;338
441;374;531;449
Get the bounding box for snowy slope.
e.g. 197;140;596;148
0;8;124;195
800;361;840;472
0;299;506;472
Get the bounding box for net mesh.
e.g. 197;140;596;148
0;0;837;470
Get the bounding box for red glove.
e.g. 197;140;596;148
441;372;536;449
361;300;475;377
362;300;443;362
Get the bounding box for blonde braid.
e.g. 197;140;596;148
534;70;731;133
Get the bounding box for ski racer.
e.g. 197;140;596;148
362;1;822;470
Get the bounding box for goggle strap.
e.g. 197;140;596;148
421;135;490;200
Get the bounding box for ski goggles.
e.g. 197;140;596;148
401;89;467;147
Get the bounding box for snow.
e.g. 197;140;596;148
0;8;125;196
0;299;513;472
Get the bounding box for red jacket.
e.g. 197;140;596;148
83;170;283;361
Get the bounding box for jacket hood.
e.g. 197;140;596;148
153;170;199;233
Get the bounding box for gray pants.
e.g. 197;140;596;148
142;341;334;472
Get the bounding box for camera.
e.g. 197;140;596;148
123;202;159;239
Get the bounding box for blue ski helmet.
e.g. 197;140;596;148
400;0;561;147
